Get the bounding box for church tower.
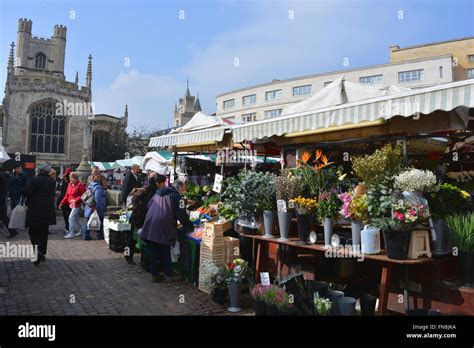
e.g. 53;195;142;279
173;80;201;127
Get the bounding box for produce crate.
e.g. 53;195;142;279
108;229;131;253
224;236;240;264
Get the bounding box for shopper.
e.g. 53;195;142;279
127;174;166;265
121;164;142;205
22;163;56;266
84;175;107;240
57;168;72;233
59;172;86;239
140;177;193;282
0;166;17;238
87;166;108;189
9;163;27;209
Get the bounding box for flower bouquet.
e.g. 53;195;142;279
290;196;318;215
390;199;430;232
251;284;272;316
394;168;437;193
225;258;248;313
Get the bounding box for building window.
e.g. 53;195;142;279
439;66;443;78
265;89;282;101
92;131;109;160
359;74;383;84
468;55;474;62
323;81;332;87
242;112;257;123
398;69;424;83
293;85;312;97
468;69;474;79
30;101;65;154
264;109;282;119
35;53;46;70
223;99;235;109
242;94;256;106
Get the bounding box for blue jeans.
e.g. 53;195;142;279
147;240;172;277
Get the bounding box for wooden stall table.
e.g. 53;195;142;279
242;234;433;315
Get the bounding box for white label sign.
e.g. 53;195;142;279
277;199;287;213
169;168;175;184
260;272;270;286
213;174;223;193
190;211;200;220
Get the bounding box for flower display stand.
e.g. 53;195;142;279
408;230;432;259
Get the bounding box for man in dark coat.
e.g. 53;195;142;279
22;163;57;266
121;164;142;205
0;166;17;238
140;177;193;282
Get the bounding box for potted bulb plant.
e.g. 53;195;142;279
446;213;474;286
317;190;342;248
251;284;270;316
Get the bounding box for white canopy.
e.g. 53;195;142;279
141;151;171;175
282;75;411;115
233;79;474;143
171;111;224;134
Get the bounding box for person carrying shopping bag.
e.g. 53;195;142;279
84;175;107;240
59;172;86;239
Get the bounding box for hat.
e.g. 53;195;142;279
63;167;72;176
38;163;51;173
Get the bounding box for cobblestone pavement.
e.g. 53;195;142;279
0;216;253;316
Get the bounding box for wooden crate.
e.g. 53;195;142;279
224;237;240;264
198;223;227;294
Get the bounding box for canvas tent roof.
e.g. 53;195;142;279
170;111;224;134
232;79;474;143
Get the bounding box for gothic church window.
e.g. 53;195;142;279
30;101;66;154
35;53;46;70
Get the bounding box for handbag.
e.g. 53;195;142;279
8;198;27;230
87;211;101;231
81;190;96;208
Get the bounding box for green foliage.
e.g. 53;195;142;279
218;202;238;221
446;214;474;252
351;144;403;186
275;170;302;203
366;175;397;231
317;191;342;221
427;183;470;220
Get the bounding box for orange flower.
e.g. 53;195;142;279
301;151;311;163
315;149;322;161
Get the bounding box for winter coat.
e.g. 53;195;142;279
85;181;107;219
129;184;157;229
9;172;27;199
121;171;143;204
140;186;193;246
60;181;86;208
0;171;9;204
23;173;56;227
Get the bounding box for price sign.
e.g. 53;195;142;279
277;199;287;213
213;174;223;193
260;272;270;286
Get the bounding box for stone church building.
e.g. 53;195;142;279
173;81;202;127
1;18;128;167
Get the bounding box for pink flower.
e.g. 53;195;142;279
397;215;405;221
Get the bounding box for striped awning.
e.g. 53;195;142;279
148;127;226;148
89;161;117;170
232;80;474;143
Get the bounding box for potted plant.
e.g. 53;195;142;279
262;285;283;316
317;191;342;248
275;172;300;241
394;168;437;200
251;284;270;316
275;289;296;315
225;258;248;313
314;294;332;316
210;265;228;305
427;183;471;257
446;214;474;286
383;198;430;260
339;192;369;248
259;173;277;239
290;196;318;245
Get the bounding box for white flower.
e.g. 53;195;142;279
394;169;437;192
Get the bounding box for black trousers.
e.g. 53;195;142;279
29;225;49;256
125;229;136;261
62;205;71;231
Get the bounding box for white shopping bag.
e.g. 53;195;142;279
8;202;27;230
87;211;101;231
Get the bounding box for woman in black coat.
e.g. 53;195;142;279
22;163;57;265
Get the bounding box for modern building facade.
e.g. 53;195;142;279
390;37;474;82
215;39;474;124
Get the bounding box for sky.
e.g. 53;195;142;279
0;0;473;131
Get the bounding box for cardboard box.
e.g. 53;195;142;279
224;236;240;264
